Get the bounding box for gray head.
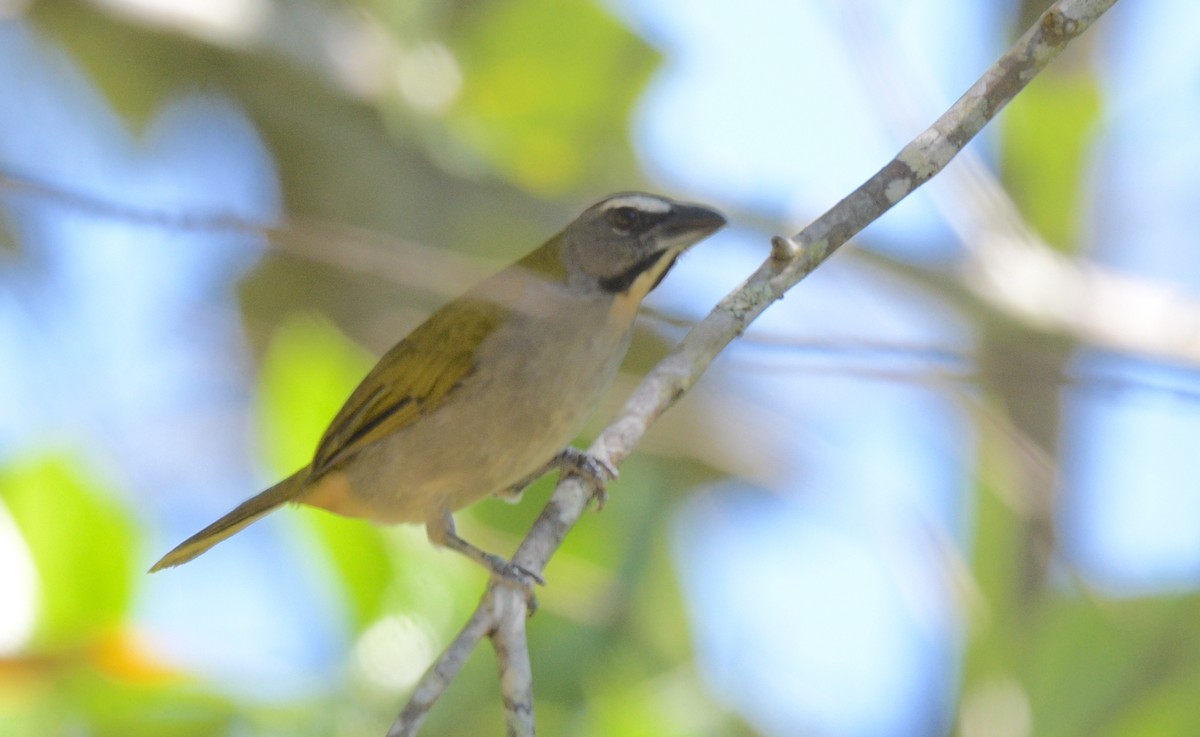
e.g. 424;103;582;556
557;192;726;295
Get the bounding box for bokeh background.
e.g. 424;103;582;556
3;1;1200;736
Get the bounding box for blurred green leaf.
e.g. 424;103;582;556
28;0;209;126
1026;595;1200;737
257;315;395;629
1025;595;1150;737
71;670;238;737
256;315;375;472
0;455;137;648
449;0;657;193
960;408;1035;683
1106;649;1200;737
294;507;395;631
581;662;728;737
1;659;326;737
1001;68;1101;252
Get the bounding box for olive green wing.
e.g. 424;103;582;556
310;299;505;477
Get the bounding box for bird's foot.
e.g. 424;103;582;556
484;553;543;614
554;447;618;510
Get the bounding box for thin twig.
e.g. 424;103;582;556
839;0;1200;369
0;168;492;298
385;598;495;737
491;588;536;737
386;0;1118;733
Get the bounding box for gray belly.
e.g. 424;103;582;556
339;311;629;524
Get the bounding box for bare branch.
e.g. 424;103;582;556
0;0;1120;730
387;0;1119;733
491;589;536;737
840;2;1200;370
0;169;491;298
385;600;494;737
0;168;265;234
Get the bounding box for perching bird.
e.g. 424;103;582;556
150;192;725;583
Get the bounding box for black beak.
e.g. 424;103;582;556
664;202;727;241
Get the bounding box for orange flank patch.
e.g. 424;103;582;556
298;471;374;520
90;629;181;684
0;629;180;686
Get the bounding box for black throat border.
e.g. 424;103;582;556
598;250;677;294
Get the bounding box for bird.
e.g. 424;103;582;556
150;192;726;584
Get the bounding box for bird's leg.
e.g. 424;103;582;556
426;511;545;591
497;447;618;507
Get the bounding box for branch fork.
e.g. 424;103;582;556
387;1;1118;734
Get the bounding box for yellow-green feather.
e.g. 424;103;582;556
514;233;568;283
310;298;507;476
148;468;308;571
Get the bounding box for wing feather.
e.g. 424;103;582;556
310;299;505;476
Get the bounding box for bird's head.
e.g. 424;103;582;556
558;192;726;296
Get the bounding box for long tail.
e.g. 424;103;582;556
149;468;309;572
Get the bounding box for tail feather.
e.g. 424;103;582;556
149;468;308;572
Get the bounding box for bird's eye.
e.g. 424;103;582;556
607;206;642;233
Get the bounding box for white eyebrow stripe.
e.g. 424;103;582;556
600;194;672;214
